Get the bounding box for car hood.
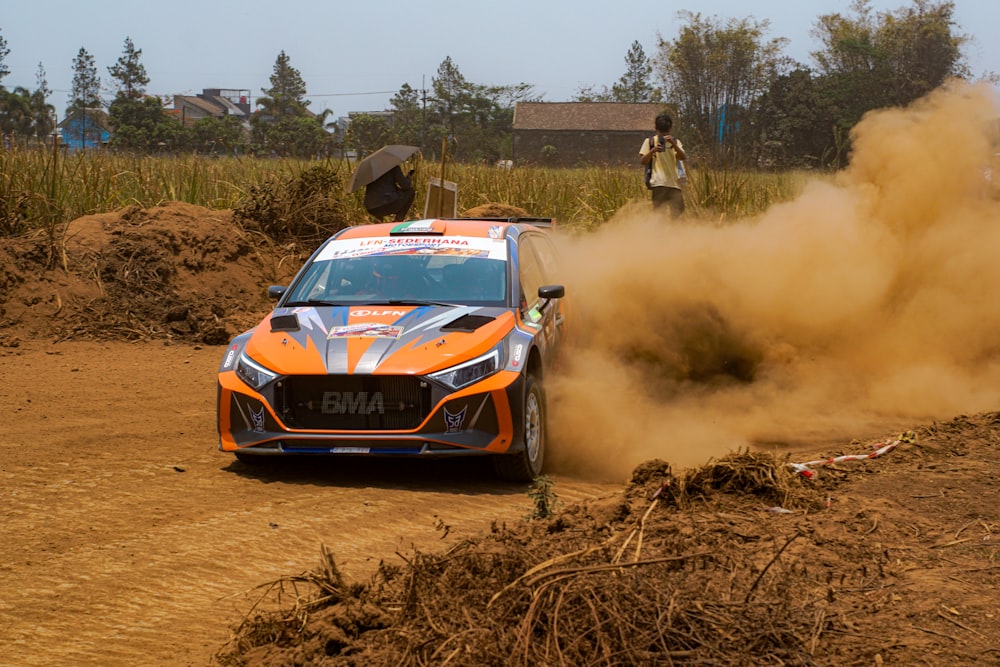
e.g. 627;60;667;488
242;305;515;376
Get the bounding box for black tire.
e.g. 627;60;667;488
493;375;545;482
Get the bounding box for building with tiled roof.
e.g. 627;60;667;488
171;89;251;128
512;102;665;166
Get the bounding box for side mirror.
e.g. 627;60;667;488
267;285;287;300
538;285;565;300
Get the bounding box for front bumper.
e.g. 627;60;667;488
217;369;525;457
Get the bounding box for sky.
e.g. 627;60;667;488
2;0;998;122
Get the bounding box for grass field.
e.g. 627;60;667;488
0;148;810;237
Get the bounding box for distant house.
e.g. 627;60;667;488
58;108;112;151
171;88;251;127
512;102;664;166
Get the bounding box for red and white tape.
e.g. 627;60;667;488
789;431;915;479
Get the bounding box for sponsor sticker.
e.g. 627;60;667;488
392;220;438;234
321;391;385;415
349;309;406;317
328;323;404;339
250;405;266;433
315;236;507;261
511;343;524;367
444;404;468;433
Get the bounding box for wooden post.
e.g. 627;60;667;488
435;137;447;217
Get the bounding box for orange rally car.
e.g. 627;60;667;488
217;217;567;481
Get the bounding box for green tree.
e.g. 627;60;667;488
0;87;32;139
0;63;55;144
430;56;469;143
250;51;326;157
34;62;51;101
314;107;342;152
30;63;55;140
756;68;839;168
611;41;659;102
812;0;967;112
106;40;177;152
69;47;102;113
262;115;329;158
314;107;336;131
189;114;248;154
250;111;330;158
108;95;181;152
257;51;309;117
571;84;613;102
572;43;659;103
107;37;149;99
655;12;789;163
424;56;532;161
460;82;532;161
801;0;968;165
389;83;423;148
345;113;392;157
880;0;967;98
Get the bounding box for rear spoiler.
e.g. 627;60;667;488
451;217;556;229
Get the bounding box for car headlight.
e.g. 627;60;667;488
430;343;504;390
236;352;279;390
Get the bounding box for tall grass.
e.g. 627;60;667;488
0;147;810;238
685;167;812;223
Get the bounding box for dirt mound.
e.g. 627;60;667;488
0;200;540;347
461;203;531;218
0;202;304;345
216;417;1000;666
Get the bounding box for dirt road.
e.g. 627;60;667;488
0;341;618;667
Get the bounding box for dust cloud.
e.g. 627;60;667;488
548;81;1000;481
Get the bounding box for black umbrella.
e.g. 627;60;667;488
347;145;420;193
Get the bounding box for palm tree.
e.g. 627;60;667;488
315;107;337;131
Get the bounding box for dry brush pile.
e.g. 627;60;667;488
215;416;1000;666
0;165;357;345
214;450;891;667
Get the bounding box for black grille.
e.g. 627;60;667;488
275;375;431;430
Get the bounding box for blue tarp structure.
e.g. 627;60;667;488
58;109;111;150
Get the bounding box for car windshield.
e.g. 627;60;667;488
283;236;509;307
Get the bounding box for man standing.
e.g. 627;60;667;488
364;165;416;222
639;113;687;217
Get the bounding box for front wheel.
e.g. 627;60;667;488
493;375;545;482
